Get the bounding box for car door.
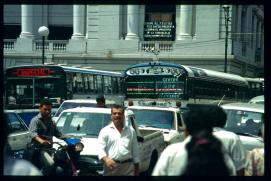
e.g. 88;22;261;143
5;112;31;151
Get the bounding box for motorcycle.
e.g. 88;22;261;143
24;137;84;176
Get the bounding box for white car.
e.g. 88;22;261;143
248;95;264;105
221;102;264;151
52;99;116;121
127;105;185;145
4;110;32;157
54;107;165;175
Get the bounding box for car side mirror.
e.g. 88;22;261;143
178;126;185;132
137;136;144;142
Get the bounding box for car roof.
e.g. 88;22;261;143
62;99;116;104
62;107;112;114
127;105;180;112
249;95;264;102
62;99;97;103
221;102;264;113
4;110;18;113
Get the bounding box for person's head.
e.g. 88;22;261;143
185;104;227;129
181;130;230;176
183;105;214;136
208;105;227;128
39;99;52;119
96;95;106;108
111;104;125;126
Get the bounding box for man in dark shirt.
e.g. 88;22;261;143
28;99;66;175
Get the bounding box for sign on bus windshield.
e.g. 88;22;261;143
125;75;186;99
124;65;187;99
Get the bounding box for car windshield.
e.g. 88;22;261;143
129;109;175;129
56;112;111;137
223;109;264;136
54;102;97;117
5;112;28;133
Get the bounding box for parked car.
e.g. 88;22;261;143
52;99;116;122
53;107;165;175
248;95;264;105
127;105;186;146
4;110;32;158
221;102;264;151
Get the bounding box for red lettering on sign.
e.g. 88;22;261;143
13;68;55;77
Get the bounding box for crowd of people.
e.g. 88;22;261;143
4;96;265;176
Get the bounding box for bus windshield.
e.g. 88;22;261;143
6;77;64;108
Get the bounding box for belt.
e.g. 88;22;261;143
114;158;133;164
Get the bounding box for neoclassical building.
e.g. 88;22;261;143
3;4;264;77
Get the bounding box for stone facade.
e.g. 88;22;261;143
3;5;264;77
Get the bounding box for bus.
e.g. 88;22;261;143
123;61;251;107
243;77;264;99
4;64;124;110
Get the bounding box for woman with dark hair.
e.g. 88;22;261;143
182;130;231;176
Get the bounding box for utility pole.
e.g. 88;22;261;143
223;5;230;73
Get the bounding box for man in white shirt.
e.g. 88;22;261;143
211;106;247;175
98;104;140;176
152;105;236;176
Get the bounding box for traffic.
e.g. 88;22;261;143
4;62;264;176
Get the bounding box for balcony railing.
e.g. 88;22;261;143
4;39;174;54
139;41;174;52
4;39;68;52
4;39;15;50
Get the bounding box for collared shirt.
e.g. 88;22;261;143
98;122;140;164
213;127;247;171
28;113;62;142
152;136;236;176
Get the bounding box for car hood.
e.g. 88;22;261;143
80;137;100;156
137;127;184;143
239;135;264;151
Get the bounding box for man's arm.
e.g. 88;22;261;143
97;127;117;170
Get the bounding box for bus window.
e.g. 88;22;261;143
97;75;103;93
104;76;112;94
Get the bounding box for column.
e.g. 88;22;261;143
125;5;139;40
71;5;85;39
177;5;193;40
20;5;34;38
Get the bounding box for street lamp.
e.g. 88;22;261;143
38;26;49;64
222;5;230;73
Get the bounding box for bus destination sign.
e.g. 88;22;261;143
12;68;55;77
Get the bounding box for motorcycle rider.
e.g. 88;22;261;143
28;99;68;175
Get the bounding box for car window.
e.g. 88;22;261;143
56;112;111;136
176;113;183;127
130;109;175;129
5;113;28;133
223;109;264;136
54;102;96;117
